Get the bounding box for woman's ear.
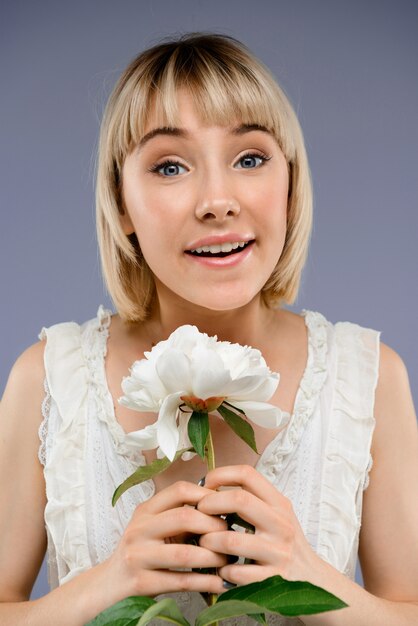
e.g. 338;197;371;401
117;188;135;234
115;165;135;235
119;203;135;235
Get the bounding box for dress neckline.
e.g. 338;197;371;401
91;306;329;473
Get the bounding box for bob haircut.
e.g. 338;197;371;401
96;32;313;322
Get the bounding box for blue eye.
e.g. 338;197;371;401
235;152;270;169
149;160;187;177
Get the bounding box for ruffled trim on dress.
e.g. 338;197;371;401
79;306;131;455
40;307;157;585
317;320;380;576
41;319;93;583
81;307;154;472
257;310;329;481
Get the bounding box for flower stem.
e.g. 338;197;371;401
205;428;218;616
205;427;216;472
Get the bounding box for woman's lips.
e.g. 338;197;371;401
184;240;255;267
185;233;255;250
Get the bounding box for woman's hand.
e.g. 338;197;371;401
105;481;228;600
197;465;322;587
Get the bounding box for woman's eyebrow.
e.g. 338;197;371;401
232;123;272;136
137;127;188;152
136;122;272;152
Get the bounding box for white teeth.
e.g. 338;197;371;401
190;240;248;254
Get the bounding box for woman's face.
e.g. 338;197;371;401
121;91;289;312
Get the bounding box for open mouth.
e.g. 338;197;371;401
186;240;254;258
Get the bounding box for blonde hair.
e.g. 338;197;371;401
96;32;312;321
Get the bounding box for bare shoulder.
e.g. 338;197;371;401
373;341;416;452
1;341;47;441
359;340;418;598
2;340;46;404
376;341;411;392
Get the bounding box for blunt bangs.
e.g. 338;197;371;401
112;36;297;169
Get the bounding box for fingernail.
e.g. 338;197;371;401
197;476;206;486
222;580;237;589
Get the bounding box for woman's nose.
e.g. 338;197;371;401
195;197;240;221
194;173;240;222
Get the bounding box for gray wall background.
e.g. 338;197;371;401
1;0;417;602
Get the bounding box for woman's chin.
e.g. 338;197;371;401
181;289;261;314
153;275;264;315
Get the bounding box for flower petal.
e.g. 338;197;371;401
227;374;280;402
124;423;159;449
118;388;159;412
170;325;208;352
231;400;290;429
157;391;185;461
190;346;231;398
128;359;167;398
156;349;192;394
218;374;276;401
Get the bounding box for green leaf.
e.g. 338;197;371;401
195;599;269;626
136;598;191;626
112;448;193;506
223;400;246;415
218;575;348;617
217;404;258;453
187;411;209;460
85;595;156;626
251;614;267;625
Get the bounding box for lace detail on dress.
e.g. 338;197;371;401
257;310;329;483
38;377;51;467
83;307;155;565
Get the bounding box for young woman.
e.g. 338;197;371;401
0;33;417;625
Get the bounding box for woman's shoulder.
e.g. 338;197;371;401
374;341;413;426
1;341;46;457
4;340;46;400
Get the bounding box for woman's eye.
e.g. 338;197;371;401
149;160;187;177
235;152;270;169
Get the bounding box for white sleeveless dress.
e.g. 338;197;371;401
38;307;380;625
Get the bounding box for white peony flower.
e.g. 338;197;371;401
120;325;288;461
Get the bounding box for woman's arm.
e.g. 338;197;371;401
303;342;418;624
198;342;418;625
0;343;111;625
0;344;227;625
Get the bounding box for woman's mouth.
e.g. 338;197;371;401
185;240;254;258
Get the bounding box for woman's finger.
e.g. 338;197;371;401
140;542;228;570
219;563;279;587
143;506;228;540
133;481;214;516
138;570;225;596
204;465;284;504
197;488;279;532
199;529;276;564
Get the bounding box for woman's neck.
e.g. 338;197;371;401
144;284;280;350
